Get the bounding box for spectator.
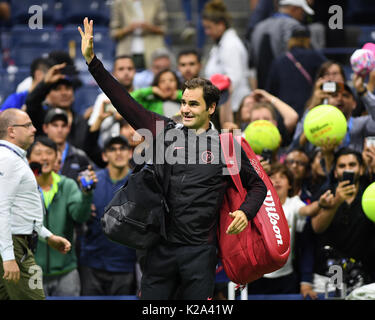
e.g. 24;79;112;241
0;108;71;300
180;0;208;49
311;147;375;293
245;0;277;44
292;81;375;156
202;0;251;112
266;25;327;118
133;47;175;89
0;57;52;112
110;0;168;71
42;108;94;181
131;69;182;117
25;61;89;150
247;163;329;297
233;89;298;148
88;55;137;149
80;136;137;296
285;147;311;197
250;0;314;88
177;48;202;83
27;136;96;297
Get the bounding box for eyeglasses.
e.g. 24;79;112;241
11;122;34;129
285;159;308;167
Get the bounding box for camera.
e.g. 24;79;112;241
79;169;95;192
321;81;344;93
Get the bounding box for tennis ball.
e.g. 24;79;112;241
303;105;347;147
244;120;281;155
362;182;375;223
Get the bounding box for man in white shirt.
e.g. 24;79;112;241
0;108;71;300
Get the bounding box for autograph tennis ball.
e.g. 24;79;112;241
362;182;375;223
303;105;347;147
244;120;281;155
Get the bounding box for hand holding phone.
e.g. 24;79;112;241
342;170;355;185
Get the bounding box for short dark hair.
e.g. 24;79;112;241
113;55;135;68
30;57;53;79
269;163;295;196
333;147;364;169
27;136;57;159
182;77;220;110
152;69;181;89
177;49;201;63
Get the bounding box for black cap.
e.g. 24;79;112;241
291;25;311;38
44;108;68;124
103;135;130;151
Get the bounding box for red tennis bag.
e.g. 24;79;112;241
218;133;290;285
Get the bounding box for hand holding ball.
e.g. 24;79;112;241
303;105;347;147
244;120;281;155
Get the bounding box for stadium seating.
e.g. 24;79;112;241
11;46;52;68
10;25;61;48
10;0;56;26
60;0;110;26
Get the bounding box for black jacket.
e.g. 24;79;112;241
25;81;89;150
88;56;267;246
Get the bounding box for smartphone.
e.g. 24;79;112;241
366;136;375;148
342;171;355;185
261;148;273;163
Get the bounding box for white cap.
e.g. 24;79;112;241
279;0;314;15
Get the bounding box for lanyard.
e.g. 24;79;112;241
0;143;24;160
342;117;353;147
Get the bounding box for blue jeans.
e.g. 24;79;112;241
181;0;208;49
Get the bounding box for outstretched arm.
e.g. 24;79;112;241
78;18;168;135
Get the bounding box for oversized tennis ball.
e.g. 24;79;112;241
244;120;281;155
303;105;347;147
362;182;375;222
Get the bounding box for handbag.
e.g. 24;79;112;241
218;133;290;285
101;163;170;250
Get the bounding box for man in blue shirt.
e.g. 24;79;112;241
0;57;51;112
79;135;137;295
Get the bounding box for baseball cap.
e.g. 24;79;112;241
44;108;68;124
210;74;231;105
103;135;130;151
279;0;314;15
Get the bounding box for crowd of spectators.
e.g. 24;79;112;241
1;0;375;300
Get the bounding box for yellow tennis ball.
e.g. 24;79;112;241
244;120;281;155
303;105;347;147
362;182;375;222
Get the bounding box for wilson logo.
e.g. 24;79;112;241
263;189;283;245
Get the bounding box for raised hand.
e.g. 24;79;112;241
78;17;94;64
